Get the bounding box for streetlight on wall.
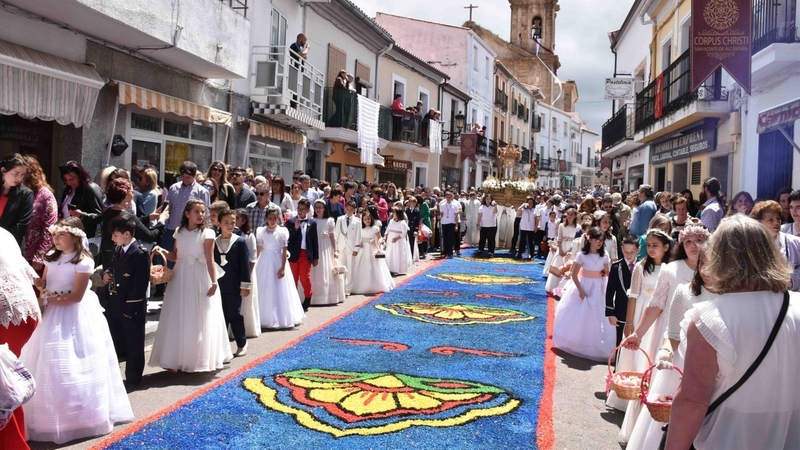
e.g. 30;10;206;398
441;111;467;142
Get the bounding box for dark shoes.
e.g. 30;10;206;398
302;298;311;312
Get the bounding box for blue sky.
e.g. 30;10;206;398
355;0;635;133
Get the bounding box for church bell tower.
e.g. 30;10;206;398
509;0;559;56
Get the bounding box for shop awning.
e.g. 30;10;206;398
757;97;800;134
247;119;305;146
116;81;232;127
0;38;104;128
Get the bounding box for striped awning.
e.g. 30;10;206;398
248;119;305;146
116;81;233;127
0;38;104;128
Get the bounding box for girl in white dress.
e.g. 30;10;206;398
621;224;709;450
385;207;412;275
544;207;579;285
150;199;233;372
235;209;260;338
22;218;133;444
256;205;305;328
594;210;618;261
310;199;345;305
609;229;671;441
552;226;615;361
351;212;395;295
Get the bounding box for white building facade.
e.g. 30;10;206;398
374;13;497;188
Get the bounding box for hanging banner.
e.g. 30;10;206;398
460;133;478;163
654;74;664;119
691;0;751;94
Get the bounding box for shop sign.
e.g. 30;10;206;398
757;98;800;133
628;166;645;178
0;122;41;143
380;155;411;171
604;78;635;100
691;0;752;93
650;121;717;163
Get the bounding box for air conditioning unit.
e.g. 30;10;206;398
344;144;360;154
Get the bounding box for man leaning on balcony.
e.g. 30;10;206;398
628;184;657;237
290;34;309;60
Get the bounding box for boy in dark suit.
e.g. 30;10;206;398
103;213;151;392
287;198;319;311
214;209;251;357
605;234;639;347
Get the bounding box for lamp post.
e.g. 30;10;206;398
441;112;467;143
556;149;562;188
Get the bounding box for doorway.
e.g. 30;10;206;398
757;126;794;201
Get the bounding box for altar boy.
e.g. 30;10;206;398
335;200;362;295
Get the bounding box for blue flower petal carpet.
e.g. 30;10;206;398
95;250;556;450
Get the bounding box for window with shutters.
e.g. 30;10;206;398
691;161;702;185
327;44;346;87
355;60;370;84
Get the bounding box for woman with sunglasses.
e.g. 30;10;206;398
202;178;220;203
206;161;235;209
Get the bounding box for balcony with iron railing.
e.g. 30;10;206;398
531;115;542;132
601;103;635;151
753;0;799;54
537;156;557;171
220;0;248;17
521;147;530;164
634;49;728;141
251;45;325;130
320;88;392;143
575;152;583;165
475;135;497;159
495;89;509;111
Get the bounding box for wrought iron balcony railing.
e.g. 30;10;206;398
601;103;635;150
753;0;799;54
635;50;727;133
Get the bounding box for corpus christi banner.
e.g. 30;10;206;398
691;0;751;93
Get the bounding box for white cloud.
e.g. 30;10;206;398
354;0;635;133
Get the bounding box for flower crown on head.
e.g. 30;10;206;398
646;228;672;242
678;223;710;244
48;224;87;239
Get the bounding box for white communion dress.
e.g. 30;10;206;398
149;228;233;372
240;232;261;338
384;219;412;275
552;251;616;361
310;217;345;305
255;226;305;328
22;252;133;444
351;225;395;295
610;262;662;442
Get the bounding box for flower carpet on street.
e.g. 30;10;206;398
96;251;555;449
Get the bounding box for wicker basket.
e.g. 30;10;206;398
606;347;652;401
150;249;174;286
641;365;684;422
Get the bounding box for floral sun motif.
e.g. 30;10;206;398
429;273;534;285
703;0;739;31
375;302;536;325
242;369;520;437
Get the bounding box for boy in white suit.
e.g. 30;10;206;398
335;200;362;295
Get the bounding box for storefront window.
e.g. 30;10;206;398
131;113;161;132
191;124;214;142
249;139;293;179
164;120;189;138
345;164;366;182
128;110;216;184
